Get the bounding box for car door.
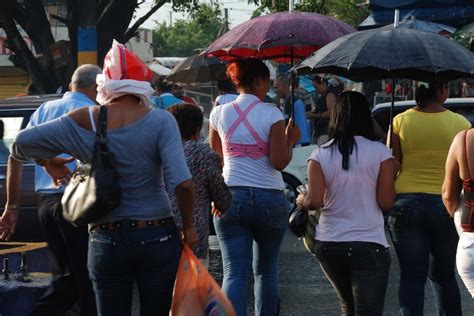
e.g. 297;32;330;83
0;108;42;241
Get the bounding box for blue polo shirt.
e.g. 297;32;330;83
284;97;312;145
27;91;96;193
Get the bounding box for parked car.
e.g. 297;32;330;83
372;97;474;132
0;95;62;241
282;145;315;210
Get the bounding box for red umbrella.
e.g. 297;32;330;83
204;11;355;63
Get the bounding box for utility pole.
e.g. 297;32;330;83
272;0;277;12
78;0;97;65
216;8;229;38
224;8;229;31
289;0;294;12
169;11;172;27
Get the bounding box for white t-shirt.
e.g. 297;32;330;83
214;93;238;106
210;94;285;190
309;136;392;247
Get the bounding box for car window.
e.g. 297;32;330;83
372;102;474;133
372;106;410;132
0;111;33;165
451;108;474;126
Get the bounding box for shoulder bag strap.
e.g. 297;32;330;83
94;105;109;156
97;105;108;139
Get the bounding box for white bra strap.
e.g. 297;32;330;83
88;106;97;132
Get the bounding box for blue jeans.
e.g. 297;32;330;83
388;193;462;316
315;241;391;316
213;187;289;316
87;219;182;316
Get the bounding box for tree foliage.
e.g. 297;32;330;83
0;0;198;94
153;4;224;57
249;0;369;27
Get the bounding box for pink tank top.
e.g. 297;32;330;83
461;129;474;232
222;101;269;160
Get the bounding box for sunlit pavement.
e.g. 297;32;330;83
208;231;474;316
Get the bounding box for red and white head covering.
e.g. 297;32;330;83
96;40;155;105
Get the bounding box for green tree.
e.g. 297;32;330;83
153;4;224;57
0;0;199;93
249;0;368;27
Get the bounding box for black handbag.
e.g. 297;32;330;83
61;105;121;226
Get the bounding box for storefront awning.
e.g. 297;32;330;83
359;4;474;29
369;0;474;10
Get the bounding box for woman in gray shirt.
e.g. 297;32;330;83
12;94;197;315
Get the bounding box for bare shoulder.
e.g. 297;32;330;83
449;129;468;157
453;128;470;145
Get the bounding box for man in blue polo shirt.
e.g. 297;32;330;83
273;75;312;146
0;64;101;315
151;77;183;110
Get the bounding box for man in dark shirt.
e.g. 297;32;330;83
307;75;336;144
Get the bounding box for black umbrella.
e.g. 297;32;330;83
293;26;474;82
292;25;474;146
166;54;227;89
166;54;227;100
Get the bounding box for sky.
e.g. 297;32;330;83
132;0;259;30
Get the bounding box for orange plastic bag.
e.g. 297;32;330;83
170;244;236;316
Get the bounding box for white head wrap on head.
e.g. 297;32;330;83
96;39;155;106
96;74;155;106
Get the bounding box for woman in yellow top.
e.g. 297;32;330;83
389;82;470;316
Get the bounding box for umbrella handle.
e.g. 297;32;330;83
290;47;295;125
388;78;396;149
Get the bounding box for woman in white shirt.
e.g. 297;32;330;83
297;91;396;315
210;58;299;316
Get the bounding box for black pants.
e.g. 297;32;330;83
30;194;96;316
315;241;391;316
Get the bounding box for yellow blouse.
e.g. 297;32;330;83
393;108;471;194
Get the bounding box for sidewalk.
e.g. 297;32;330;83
209;231;474;315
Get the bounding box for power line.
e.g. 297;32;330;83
227;7;255;12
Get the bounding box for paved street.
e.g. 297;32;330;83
208;231;474;315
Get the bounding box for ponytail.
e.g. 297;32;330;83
415;82;447;108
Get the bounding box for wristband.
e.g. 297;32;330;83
6;204;19;209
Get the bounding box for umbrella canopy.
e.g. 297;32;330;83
148;63;171;76
398;16;456;34
292;25;474;82
204;11;355;63
166;54;227;86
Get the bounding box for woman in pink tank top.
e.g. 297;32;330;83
443;128;474;297
209;58;300;316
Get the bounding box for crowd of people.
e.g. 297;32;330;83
1;41;474;316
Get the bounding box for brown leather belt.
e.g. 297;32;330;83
90;218;173;233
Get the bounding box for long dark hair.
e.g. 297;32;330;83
328;91;376;170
